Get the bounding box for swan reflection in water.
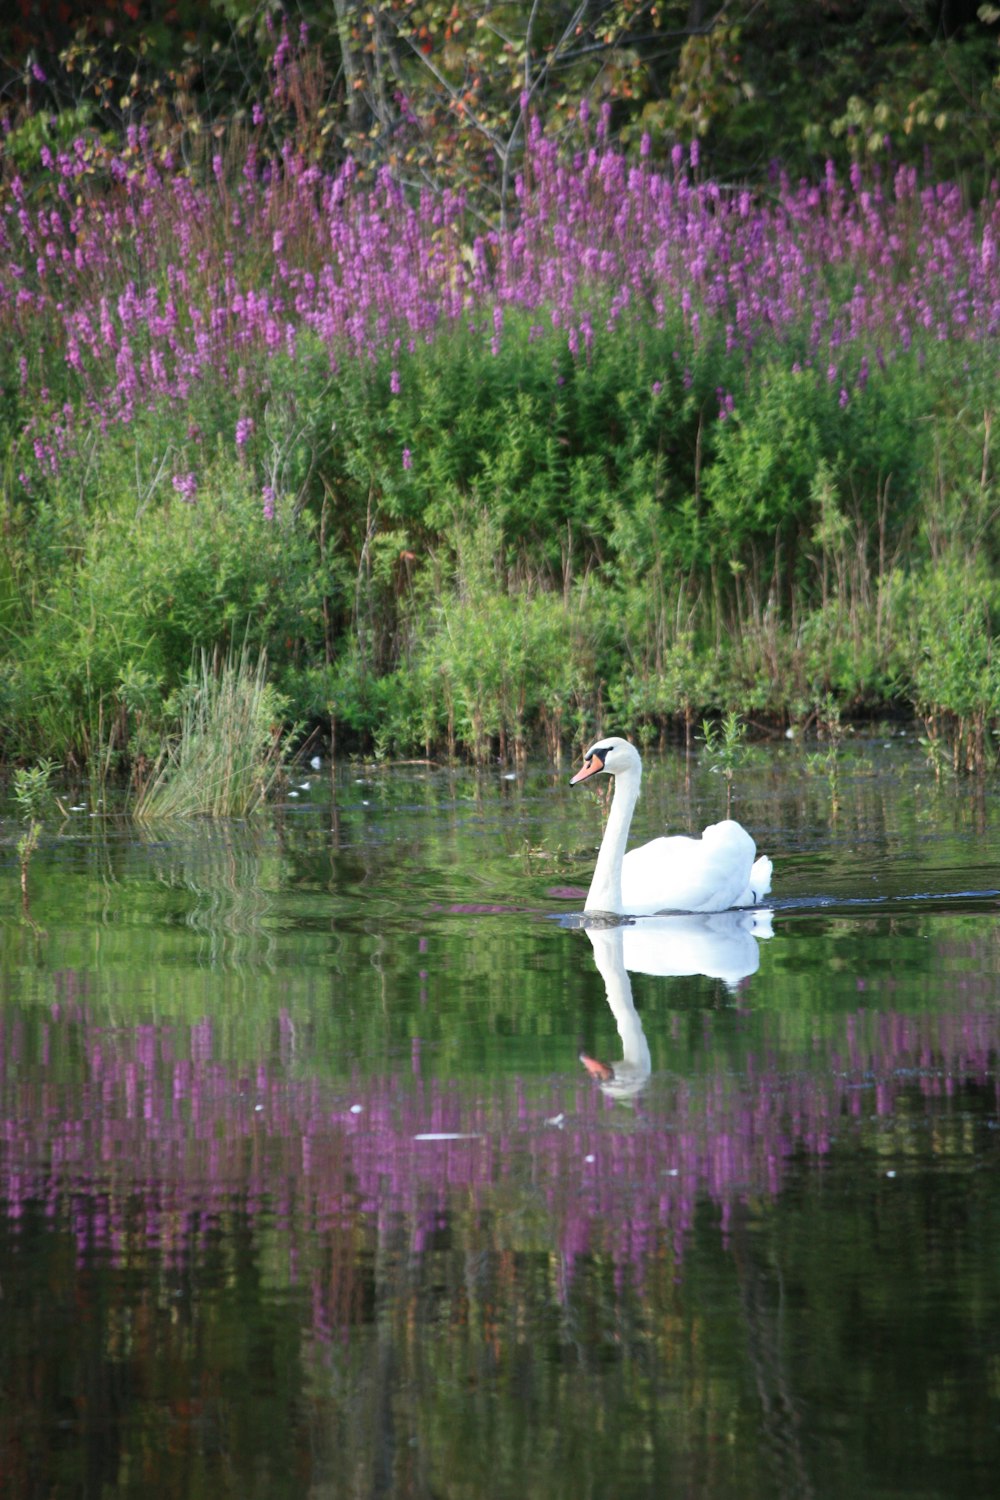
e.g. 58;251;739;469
579;909;773;1100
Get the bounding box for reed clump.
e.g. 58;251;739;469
132;647;288;821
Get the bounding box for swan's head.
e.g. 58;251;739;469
570;736;641;785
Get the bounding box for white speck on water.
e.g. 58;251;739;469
584;1153;596;1163
414;1132;482;1141
546;1114;565;1128
310;756;322;769
350;1104;363;1115
288;790;299;797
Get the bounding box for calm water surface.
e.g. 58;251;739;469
2;736;999;1499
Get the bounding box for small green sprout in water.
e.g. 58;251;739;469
13;757;59;914
700;711;750;818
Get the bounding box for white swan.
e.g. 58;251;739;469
570;736;772;915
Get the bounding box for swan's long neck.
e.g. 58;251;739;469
585;764;640;915
587;928;652;1092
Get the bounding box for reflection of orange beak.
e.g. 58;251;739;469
570;754;602;785
579;1052;614;1082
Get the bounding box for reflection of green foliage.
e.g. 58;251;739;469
1;739;1000;1496
806;694;847;815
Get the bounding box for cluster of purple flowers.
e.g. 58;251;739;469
1;118;997;494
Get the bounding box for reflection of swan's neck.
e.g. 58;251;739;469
586;928;651;1096
585;766;640;915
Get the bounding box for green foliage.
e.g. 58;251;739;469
896;558;1000;773
12;757;59;822
1;103;95;178
12;755;59;914
700;711;751;817
2;447;326;765
132;645;290;820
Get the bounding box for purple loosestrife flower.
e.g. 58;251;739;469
262;485;276;520
390;369;401;395
235;417;254;449
402;448;412;470
172;473;197;502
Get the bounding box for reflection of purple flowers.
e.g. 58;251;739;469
0;998;995;1337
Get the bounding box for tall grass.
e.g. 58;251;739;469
132;646;288;821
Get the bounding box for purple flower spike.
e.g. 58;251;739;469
172;473;198;502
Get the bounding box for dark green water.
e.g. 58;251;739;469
2;736;999;1499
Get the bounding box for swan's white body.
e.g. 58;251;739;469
571;736;772;916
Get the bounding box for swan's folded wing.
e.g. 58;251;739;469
620;823;758;914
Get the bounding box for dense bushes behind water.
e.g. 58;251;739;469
1;96;998;769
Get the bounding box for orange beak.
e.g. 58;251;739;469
570;753;603;785
579;1052;614;1082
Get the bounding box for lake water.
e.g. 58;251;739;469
2;734;999;1499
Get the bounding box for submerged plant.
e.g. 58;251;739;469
132;646;289;821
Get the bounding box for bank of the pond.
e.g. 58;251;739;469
1;32;997;774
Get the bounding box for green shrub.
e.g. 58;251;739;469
2;450;328;764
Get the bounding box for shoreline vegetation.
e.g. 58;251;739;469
1;15;998;798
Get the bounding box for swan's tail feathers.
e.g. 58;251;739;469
735;854;773;907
